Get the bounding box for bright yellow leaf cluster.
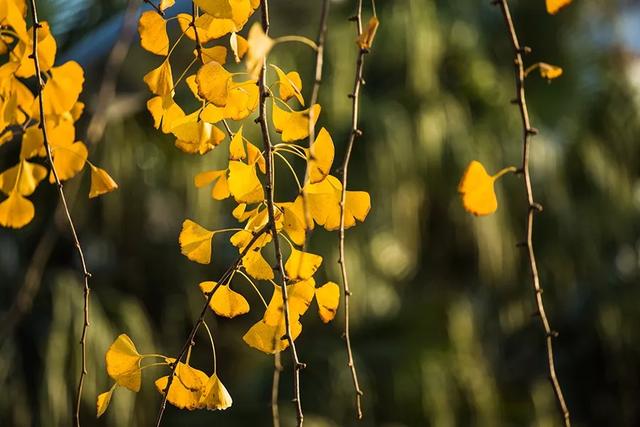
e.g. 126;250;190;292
0;0;117;228
98;334;231;417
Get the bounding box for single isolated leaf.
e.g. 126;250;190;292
242;248;274;280
271;64;304;105
179;219;215;264
42;61;85;115
285;248;322;281
49;141;88;183
139;11;169;56
315;281;339;323
144;60;174;96
0;190;34;228
458;160;515;216
308;127;334;183
89;165;118;198
242;318;302;354
357;16;379;49
96;389;114;418
160;0;176;11
272;103;320;142
546;0;572;15
200;281;250;318
105;334;142;392
538;62;563;80
199;374;232;410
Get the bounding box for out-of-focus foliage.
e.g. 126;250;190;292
1;0;640;426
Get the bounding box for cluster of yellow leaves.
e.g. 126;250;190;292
97;334;231;417
0;0;117;229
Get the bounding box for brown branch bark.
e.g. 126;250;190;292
257;1;305;425
494;1;571;425
337;0;368;420
26;2;92;426
154;226;268;427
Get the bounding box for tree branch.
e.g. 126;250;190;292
26;2;92;426
494;1;571;425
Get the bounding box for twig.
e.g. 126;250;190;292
257;1;305;426
154;226;269;427
26;2;92;426
143;0;165;17
337;0;367;420
190;1;203;64
271;351;282;427
494;1;571;425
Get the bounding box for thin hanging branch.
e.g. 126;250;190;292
308;0;330;147
271;351;282;427
154;226;269;427
493;1;571;425
257;1;305;426
26;1;92;426
337;0;368;420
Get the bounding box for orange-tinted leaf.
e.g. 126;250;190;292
89;165;118;198
315;281;339;323
139;11;169;56
179;219;215;264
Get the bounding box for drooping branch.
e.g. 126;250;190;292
26;1;92;426
154;226;269;427
257;1;305;426
494;1;571;425
337;0;368;420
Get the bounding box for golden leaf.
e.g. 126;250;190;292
89;165;118;199
200;281;250;318
179;219;215;264
315;281;339;323
105;334;142;392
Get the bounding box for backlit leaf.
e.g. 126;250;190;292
228;160;264;203
272;103;320;142
272;64;304;105
538;62;563;80
96;389;113;418
147;95;186;134
42;61;84;115
144;60;174;96
308;127;334;184
89;165;118;199
357;16;379;49
0;190;34;228
285;248;322;281
458;160;514;216
245;22;274;79
196;61;232;107
315;281;339;323
179;219;215;264
546;0;572;15
139;11;169;56
198;374;232;410
200;281;250;318
105;334;142;392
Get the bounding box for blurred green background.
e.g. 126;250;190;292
2;0;640;426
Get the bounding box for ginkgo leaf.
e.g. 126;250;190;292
357;16;380;50
196;61;232;107
194;0;234;19
144;60;174;96
194;169;230;200
0;0;28;42
14;22;56;78
42;61;84;115
272;65;304;105
228;160;264;203
242;318;302;354
179;219;215;264
245;140;266;173
200;281;250;318
303;176;371;230
245;22;274;79
285;248;322;281
105;334;142;392
201;46;228;65
96;389;113;418
89;165;118;198
198;374;232;410
279;198;306;246
172;118;226;155
229;32;248;62
160;0;175;11
308;127;334;183
49;141;88;183
0;160;47;196
242;248;274;280
538;62;563;80
546;0;572;15
272;103;320;142
458;160;515;216
0;191;34;228
223;81;260;121
155;363;209;410
263;279;315;326
315;281;339;323
147;95;186;134
228;126;246;160
139;11;169;56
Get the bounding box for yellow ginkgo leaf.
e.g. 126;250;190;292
303;176;371;230
0;190;34;228
144;60;174;96
89;165;118;199
172;118;226;155
42;61;84;115
308;127;334;183
228;126;246;160
271;64;304;105
245;22;274;79
315;281;339;323
229;32;248;62
245;140;266;173
14;22;56;78
242;248;274;280
242;318;302;354
228;160;264;203
105;334;142;392
458;160;515;216
147;95;186;134
198;374;232;410
201;46;228;65
138;11;169;56
196;61;232;107
272;103;320;142
179;219;215;264
263;279;316;325
224;81;260;121
155;363;209;410
160;0;175;11
538;62;563;80
278;198;306;246
49;141;88;183
194;169;230;200
285;248;322;281
96;389;113;418
194;0;234;19
0;160;47;196
0;0;28;42
357;16;380;50
200;281;250;318
546;0;572;15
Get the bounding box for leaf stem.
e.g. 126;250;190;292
273;35;318;51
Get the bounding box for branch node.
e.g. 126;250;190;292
527;127;539;135
548;330;560;338
530;202;543;212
